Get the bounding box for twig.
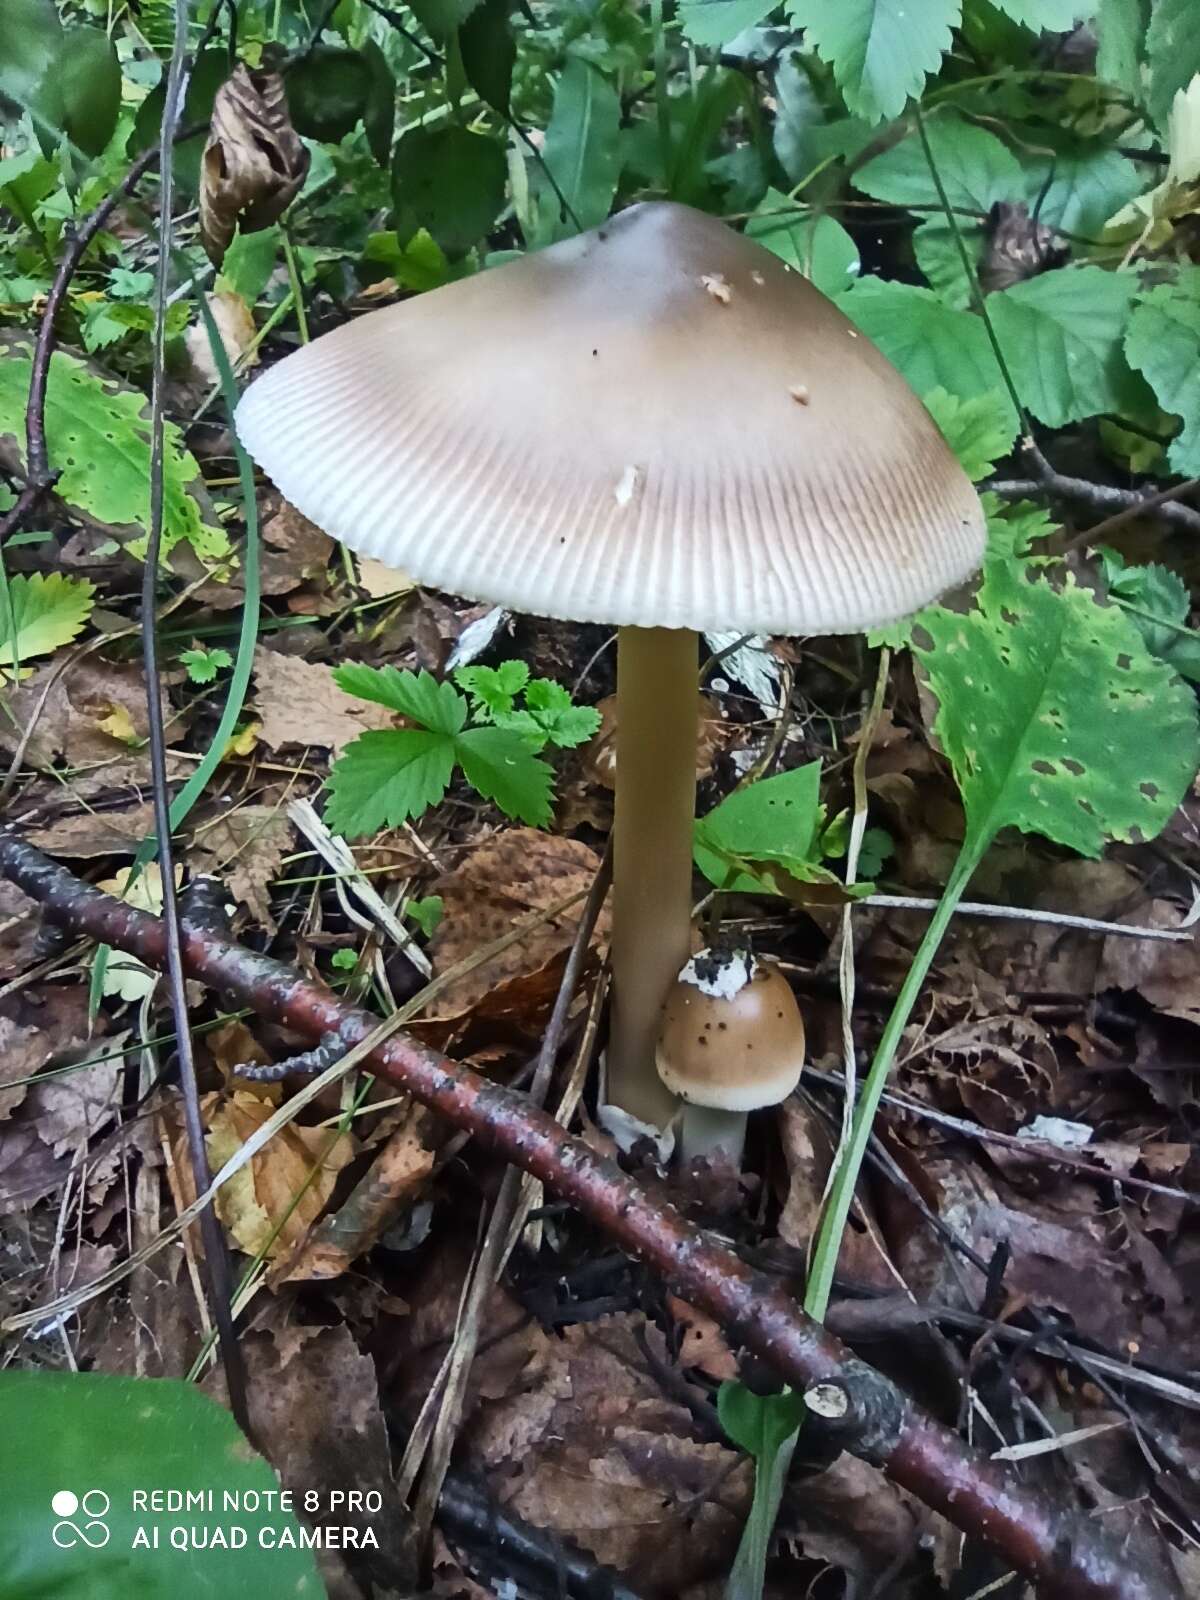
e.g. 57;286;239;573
861;890;1199;943
0;831;1174;1600
142;4;250;1438
991;448;1200;538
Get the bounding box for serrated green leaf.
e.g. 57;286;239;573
989;266;1142;428
923;387;1019;480
0;340;229;563
915;561;1200;858
989;0;1092;29
534;59;621;244
1019;134;1143;236
1124;269;1200;475
856;114;1022;212
680;0;779;47
407;894;444;937
180;646;232;684
325;728;458;834
455;660;530;720
0;1371;323;1599
838;278;1014;420
333;664;468;733
1147;0;1200;131
392;125;507;258
522;678;602;748
456;726;554;825
746;189;860;295
0;572;93;669
785;0;960;122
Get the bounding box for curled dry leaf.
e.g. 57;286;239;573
200;65;309;267
200;1091;355;1271
582;692;725;791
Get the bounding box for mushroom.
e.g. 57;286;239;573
656;948;804;1165
234;201;984;1131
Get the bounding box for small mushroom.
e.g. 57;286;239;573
235;201;984;1132
656;948;805;1165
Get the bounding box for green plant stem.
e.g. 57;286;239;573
281;228;309;344
651;0;672;179
804;838;985;1321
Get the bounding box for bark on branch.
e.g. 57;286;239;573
0;831;1176;1600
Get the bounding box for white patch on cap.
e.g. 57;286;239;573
614;463;640;507
678;950;757;1000
700;273;732;304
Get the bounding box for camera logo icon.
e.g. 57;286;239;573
51;1489;111;1550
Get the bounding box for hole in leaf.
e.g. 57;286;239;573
1062;758;1084;776
1031;759;1055;776
1140;782;1159;800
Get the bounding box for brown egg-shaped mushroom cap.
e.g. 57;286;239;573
236;202;983;634
656;952;805;1111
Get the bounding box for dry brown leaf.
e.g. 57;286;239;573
183;289;258;389
24;801;156;858
253;646;393;753
776;1454;923;1588
191;802;292;930
666;1294;737;1381
1098;898;1200;1024
582;692;725;791
200;66;309;266
356;557;415;599
181;498;333;607
286;1103;436;1279
201;1091;355;1269
0;1004;91;1122
0;658;181;774
424;829;608;1024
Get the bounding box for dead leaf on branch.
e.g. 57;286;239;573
200;65;309;266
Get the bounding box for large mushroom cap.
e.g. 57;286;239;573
235;201;984;634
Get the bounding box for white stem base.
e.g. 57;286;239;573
679;1104;747;1167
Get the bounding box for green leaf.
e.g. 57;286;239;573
362;39;396;166
407;894;444;937
286;45;373;143
694;762;824;890
679;0;779;47
855;114;1022;213
719;1380;805;1458
405;0;481;38
0;340;229;563
392;125;507;257
989;0;1093;28
1125;269;1200;475
838;278;1013;419
1147;0;1200;132
785;0;960;122
989;266;1142;428
923;386;1019;480
0;0;61;109
34;26;121;158
535;60;622;243
0;1371;323;1600
454;660;529;720
460;0;515;114
325;728;458;834
333;664;468;733
746;190;860;296
1019;134;1143;236
1096;0;1147;100
456;726;555;825
522;679;602;748
217;225;281;305
0;572;93;670
180;645;232;684
914;560;1200;858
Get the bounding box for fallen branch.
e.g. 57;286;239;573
989;442;1200;538
0;831;1176;1600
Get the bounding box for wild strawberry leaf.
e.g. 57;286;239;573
0;572;93;669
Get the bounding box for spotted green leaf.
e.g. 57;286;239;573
0;338;229;563
914;560;1200;857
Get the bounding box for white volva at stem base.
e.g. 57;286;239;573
606;626;700;1130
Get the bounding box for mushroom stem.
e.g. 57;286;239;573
607;625;699;1128
679;1106;748;1167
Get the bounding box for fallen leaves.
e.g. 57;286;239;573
190;802;292;931
423;829;608;1024
253;645;394;753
